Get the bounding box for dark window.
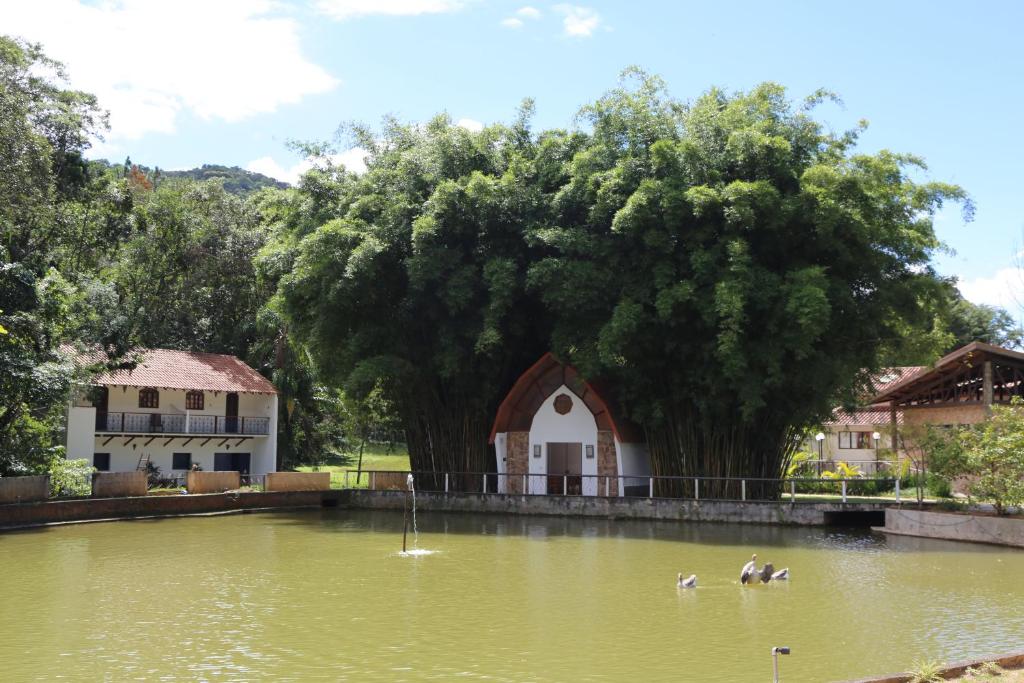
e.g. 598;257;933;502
185;391;204;410
215;452;251;474
139;387;159;409
839;431;872;449
172;453;192;470
94;453;110;471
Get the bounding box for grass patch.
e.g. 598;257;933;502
295;443;410;489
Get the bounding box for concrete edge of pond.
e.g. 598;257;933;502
0;490;347;531
876;508;1024;549
838;649;1024;682
345;489;890;526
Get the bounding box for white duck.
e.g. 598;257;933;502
677;572;697;589
740;554;758;584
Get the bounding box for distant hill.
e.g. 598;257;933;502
162;164;288;194
88;159;289;195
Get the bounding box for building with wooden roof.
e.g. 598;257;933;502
815;342;1024;469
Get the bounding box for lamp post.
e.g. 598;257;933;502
772;646;791;683
814;432;825;477
872;431;881;473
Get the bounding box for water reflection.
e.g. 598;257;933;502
1;510;1023;682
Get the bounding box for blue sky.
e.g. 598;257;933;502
3;0;1022;312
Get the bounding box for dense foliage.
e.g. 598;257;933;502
0;35;997;488
0;37;343;474
276;108;552;480
276;72;973;490
958;400;1024;515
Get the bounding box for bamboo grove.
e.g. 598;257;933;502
278;71;971;490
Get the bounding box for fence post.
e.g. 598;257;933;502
370;471;375;490
445;472;449;494
649;477;654;499
344;470;349;489
563;474;567;496
741;479;746;501
895;477;900;503
523;473;527;495
790;480;796;503
695;478;700;502
483;474;487;494
842;479;847;503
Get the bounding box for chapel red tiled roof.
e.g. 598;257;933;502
73;348;276;394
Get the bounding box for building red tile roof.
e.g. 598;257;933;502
825;407;903;427
73;348;277;394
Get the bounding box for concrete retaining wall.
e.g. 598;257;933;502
346;490;887;526
0;476;49;505
0;490;345;530
92;471;146;498
266;472;330;492
880;508;1024;548
187;471;240;494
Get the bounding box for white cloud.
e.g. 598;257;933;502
0;0;337;145
958;267;1024;313
457;118;484;132
554;4;602;37
246;147;369;185
503;6;541;29
315;0;463;20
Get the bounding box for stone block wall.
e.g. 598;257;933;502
506;431;529;494
92;471;146;498
266;472;330;492
596;430;617;496
0;476;49;505
368;471;409;491
186;471;240;494
902;405;987;426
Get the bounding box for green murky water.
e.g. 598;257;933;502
1;510;1023;682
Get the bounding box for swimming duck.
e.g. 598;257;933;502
740;554;758;584
677;572;697;589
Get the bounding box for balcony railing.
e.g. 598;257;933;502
95;412;270;436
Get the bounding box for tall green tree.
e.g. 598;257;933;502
529;72;970;492
0;36;107;473
277;111;554;482
942;297;1022;352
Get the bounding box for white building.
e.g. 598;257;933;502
490;353;651;496
66;348;278;476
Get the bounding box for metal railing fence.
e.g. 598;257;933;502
343;470;905;504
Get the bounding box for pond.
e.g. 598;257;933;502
1;510;1023;681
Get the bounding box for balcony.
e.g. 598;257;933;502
96;412;270;436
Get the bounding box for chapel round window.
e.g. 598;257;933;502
553;393;573;415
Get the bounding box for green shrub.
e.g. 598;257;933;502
959;399;1024;515
48;457;93;498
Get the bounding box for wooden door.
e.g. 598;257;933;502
93;387;109;430
225;393;239;433
546;443;583;495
